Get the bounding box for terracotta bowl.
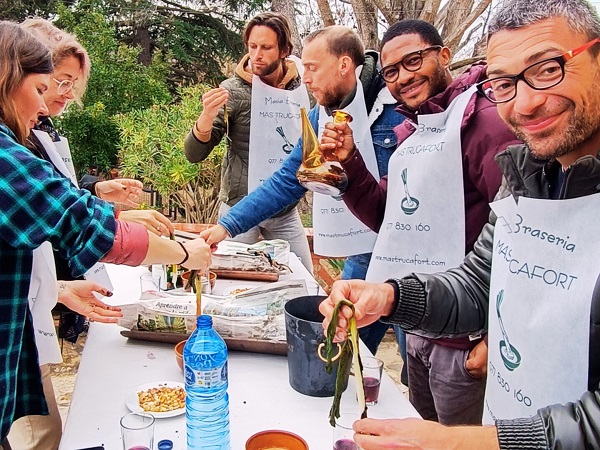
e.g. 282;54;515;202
175;340;187;372
180;271;216;292
172;223;214;234
245;430;308;450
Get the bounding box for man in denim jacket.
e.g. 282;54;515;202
200;25;404;356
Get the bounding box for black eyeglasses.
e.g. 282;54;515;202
379;45;443;83
477;38;600;104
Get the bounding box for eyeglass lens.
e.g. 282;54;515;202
480;38;600;103
483;59;563;102
382;56;423;81
57;80;74;95
381;46;441;82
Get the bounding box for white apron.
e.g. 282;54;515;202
248;57;310;193
365;86;475;282
53;135;77;185
29;241;62;365
483;193;600;423
28;130;112;363
36;132;113;289
312;68;379;257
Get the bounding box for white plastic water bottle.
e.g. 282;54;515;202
184;315;230;449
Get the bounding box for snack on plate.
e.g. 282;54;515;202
137;385;185;412
229;287;252;295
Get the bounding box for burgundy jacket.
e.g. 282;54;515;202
341;63;522;254
341;63;522;349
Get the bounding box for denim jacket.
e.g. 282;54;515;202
218;89;403;245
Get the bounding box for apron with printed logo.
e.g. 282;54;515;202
29;130;112;363
365;86;475;282
312;68;379;257
52;135;77;185
248;57;310;193
484;193;600;423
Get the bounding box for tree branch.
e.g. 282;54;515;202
444;0;492;51
449;55;485;72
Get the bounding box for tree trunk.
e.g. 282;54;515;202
442;0;491;54
316;0;336;27
129;3;153;67
441;0;473;49
350;0;379;50
271;0;303;55
133;24;152;66
418;0;442;24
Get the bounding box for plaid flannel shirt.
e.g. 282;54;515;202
0;124;116;439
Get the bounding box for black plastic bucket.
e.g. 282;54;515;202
284;295;346;397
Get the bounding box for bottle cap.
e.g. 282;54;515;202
157;439;173;450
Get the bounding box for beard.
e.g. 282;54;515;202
251;59;281;78
317;83;349;109
397;62;448;111
507;94;600;161
424;62;448;99
506;61;600;160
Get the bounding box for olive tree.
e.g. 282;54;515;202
115;85;224;223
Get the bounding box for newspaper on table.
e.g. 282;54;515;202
116;279;308;341
212;239;291;272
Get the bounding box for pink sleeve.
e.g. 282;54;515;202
100;219;149;266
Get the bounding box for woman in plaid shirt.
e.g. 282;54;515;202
0;21;211;448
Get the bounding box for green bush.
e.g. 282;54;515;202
116;85;224;223
56;6;172;175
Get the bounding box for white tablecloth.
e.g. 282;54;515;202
59;256;419;450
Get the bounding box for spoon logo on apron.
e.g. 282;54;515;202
484;194;600;423
495;290;521;371
399;168;420;215
275;125;295;154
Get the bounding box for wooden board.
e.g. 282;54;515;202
211;268;279;282
120;329;288;356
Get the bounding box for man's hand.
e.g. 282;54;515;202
320;121;355;162
118;210;174;237
465;339;488;379
95;179;143;207
353;418;500;450
199;224;230;249
57;280;122;323
193;87;229;139
318;280;396;342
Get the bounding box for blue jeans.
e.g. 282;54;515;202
342;253;407;363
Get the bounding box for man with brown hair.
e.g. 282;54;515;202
184;12;313;271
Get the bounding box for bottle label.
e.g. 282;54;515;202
185;362;228;389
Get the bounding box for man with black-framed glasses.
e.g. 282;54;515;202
320;19;520;426
320;0;600;448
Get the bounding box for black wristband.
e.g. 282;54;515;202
177;241;189;265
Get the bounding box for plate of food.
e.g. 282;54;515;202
126;381;186;418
